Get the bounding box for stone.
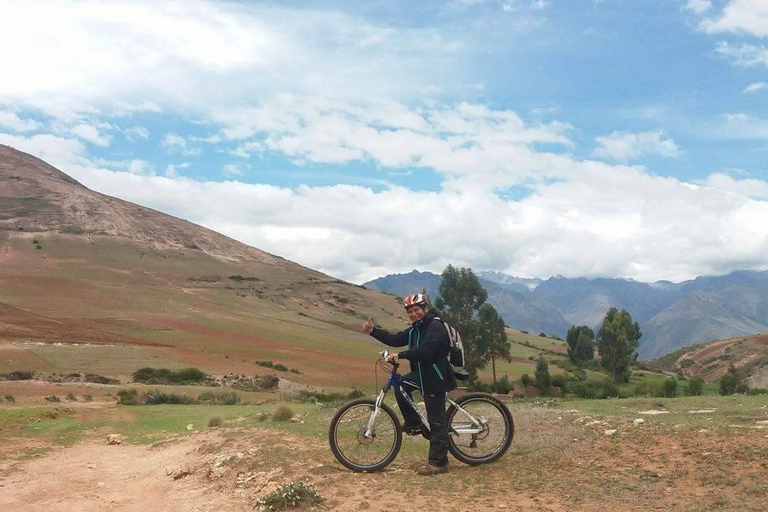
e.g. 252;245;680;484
186;424;194;431
107;434;122;445
604;429;617;436
633;418;645;425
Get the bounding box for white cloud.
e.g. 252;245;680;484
70;123;112;146
0;111;40;132
701;0;768;37
684;0;713;15
721;113;768;139
162;133;200;156
593;130;680;162
715;41;768;68
744;82;768;92
124;126;150;140
222;163;245;177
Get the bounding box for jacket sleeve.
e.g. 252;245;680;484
369;326;410;347
397;322;446;362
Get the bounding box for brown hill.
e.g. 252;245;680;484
0;144;408;387
651;333;768;387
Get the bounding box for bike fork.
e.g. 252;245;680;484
364;390;386;437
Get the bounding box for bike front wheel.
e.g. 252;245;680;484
328;398;402;473
447;392;514;465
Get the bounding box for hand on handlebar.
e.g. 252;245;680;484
386;353;398;364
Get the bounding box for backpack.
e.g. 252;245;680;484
433;316;465;373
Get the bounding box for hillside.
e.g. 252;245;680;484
651;333;768;387
0;144;410;388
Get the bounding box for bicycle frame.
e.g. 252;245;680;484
364;350;486;438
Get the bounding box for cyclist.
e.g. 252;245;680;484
362;293;456;475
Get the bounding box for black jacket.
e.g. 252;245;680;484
369;309;456;395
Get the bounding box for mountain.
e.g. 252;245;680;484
0;144;408;387
365;268;768;360
364;270;570;337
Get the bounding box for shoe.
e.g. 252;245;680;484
402;423;422;436
416;464;448;476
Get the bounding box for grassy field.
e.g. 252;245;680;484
1;390;767;511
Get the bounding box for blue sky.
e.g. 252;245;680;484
1;0;767;283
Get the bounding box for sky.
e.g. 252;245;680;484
1;0;768;284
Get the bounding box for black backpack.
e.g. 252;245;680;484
434;316;464;373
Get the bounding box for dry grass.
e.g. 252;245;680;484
272;405;294;422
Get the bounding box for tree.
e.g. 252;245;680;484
434;265;489;381
566;325;595;364
687;377;705;396
596;308;641;383
478;304;511;391
534;356;551;393
719;364;748;395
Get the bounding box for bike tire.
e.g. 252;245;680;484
328;398;402;473
446;392;514;465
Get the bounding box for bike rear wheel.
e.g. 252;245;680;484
328;398;402;472
447;392;514;465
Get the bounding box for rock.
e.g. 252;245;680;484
639;410;669;415
633;418;645;425
169;467;192;480
698;429;708;433
107;434;122;445
186;424;194;431
604;429;617;436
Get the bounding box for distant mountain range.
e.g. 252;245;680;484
363;269;768;359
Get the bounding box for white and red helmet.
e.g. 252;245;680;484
403;293;428;309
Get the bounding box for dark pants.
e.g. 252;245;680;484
395;371;450;467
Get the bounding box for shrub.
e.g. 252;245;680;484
198;391;240;405
600;377;620;398
272;405;294;422
256;411;270;422
117;388;139;405
257;375;280;391
143;390;197;405
84;373;120;385
208;416;223;427
539;332;548;337
495;375;513;394
2;370;33;380
255;361;289;372
687;377;705;396
520;374;533;387
534;357;551;392
254;480;324;511
662;378;678;398
44;395;61;402
83;394;93;402
4;395;15;403
296;388;364;404
720;364;748;395
746;388;768;395
132;367;206;385
65;393;77;401
520;330;529;335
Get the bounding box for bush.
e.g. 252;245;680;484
255;360;289;372
720;364;748;395
84;373;120;385
132;367;206;385
2;370;33;380
208;416;223;427
520;374;533;387
198;391;240;405
534;357;551;392
254;480;324;511
65;393;77;401
687;377;705;396
83;394;93;402
272;405;294;422
539;332;548;337
44;395;61;402
662;378;678;398
256;411;270;422
746;388;768;395
495;375;513;394
4;395;15;403
257;375;280;391
117;388;139;405
143;390;197;405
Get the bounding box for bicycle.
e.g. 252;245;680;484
328;349;514;472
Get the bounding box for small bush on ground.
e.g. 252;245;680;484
256;411;270;421
254;480;324;511
143;390;197;405
4;395;15;403
746;388;768;395
520;374;533;387
272;405;294;422
208;416;223;427
2;370;33;380
65;393;77;401
495;375;513;394
45;395;61;402
132;367;206;385
720;364;748;395
83;394;93;402
117;388;139;405
256;375;280;391
84;373;120;385
198;391;240;405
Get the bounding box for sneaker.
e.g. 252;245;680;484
402;423;422;436
416;464;448;476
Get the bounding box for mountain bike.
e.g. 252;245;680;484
328;349;514;472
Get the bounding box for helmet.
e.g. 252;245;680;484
403;293;428;309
